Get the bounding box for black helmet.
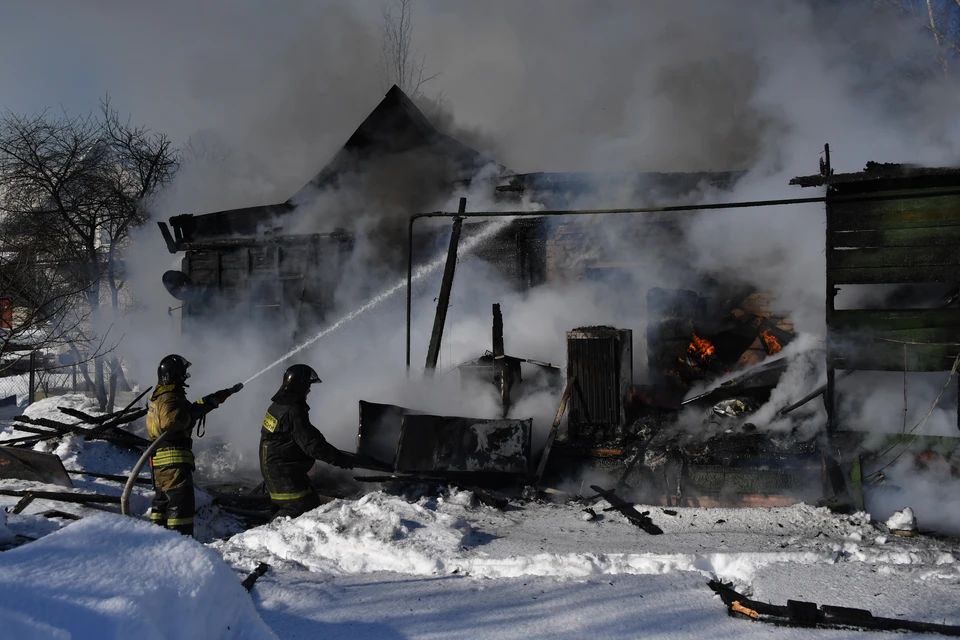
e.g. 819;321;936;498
279;364;321;395
158;354;191;386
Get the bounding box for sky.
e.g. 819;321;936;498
3;0;957;218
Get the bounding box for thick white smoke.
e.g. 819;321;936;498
27;1;960;524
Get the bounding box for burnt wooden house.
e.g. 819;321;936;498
158;86;510;336
159;85;745;338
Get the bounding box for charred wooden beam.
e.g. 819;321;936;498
590;485;663;535
534;375;576;486
779;371;854;416
10;494;35;514
709;580;960;635
241;563;271;591
7;413;148;450
5;423;58;437
59;406;134;425
424;198;466;376
492;303;514;417
0;489;121;504
59;398;146;425
40;510;82;520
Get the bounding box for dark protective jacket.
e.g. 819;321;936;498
259;390;341;501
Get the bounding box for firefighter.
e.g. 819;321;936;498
146;354;236;537
259;364;354;519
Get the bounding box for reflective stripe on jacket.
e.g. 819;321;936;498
150;447;196;468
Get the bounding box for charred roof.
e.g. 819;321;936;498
290;85;503;199
496;171;746;208
164;86;502;247
790;161;960;190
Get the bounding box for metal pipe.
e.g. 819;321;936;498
121;431;168;516
405;186;960;373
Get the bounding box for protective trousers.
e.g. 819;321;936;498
150;455;195;536
272;490;322;519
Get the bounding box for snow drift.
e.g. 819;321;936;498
0;514;276;640
216;490;959;588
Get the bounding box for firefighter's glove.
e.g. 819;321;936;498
214;383;243;405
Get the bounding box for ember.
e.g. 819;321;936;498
759;329;781;355
686;332;716;360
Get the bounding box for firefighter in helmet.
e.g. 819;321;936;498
260;364;354;519
146;354;236;537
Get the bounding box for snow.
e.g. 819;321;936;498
0;514;276;639
7;395;960;638
886;507;918;532
215;490;952;585
0;393;247;543
212;488;960;637
0;508;13;544
22;393;101;420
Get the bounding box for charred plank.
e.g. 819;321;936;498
0;489;121;504
708;580;960;636
589;485;663;535
241;563;271;591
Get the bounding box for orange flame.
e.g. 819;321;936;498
687;332;716;360
760;329;781;355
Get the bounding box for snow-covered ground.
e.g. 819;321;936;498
0;515;276;639
3;394;960;638
211;488;960;638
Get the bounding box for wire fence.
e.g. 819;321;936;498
0;349;87;408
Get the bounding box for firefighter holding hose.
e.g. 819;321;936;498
146;354;241;537
259;364;354;519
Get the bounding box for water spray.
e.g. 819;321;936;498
242;218;512;385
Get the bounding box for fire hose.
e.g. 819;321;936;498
121;431;170;516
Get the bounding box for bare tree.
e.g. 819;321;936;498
0;231;116;400
870;0;960;73
379;0;444;113
0;100;178;409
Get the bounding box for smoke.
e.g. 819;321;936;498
17;1;959;509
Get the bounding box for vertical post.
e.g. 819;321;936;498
424;198;467;376
72;364;78;393
492;303;511;417
492;303;504;357
406;216;416;375
823;188;837;499
28;351;36;405
824;195;836;437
